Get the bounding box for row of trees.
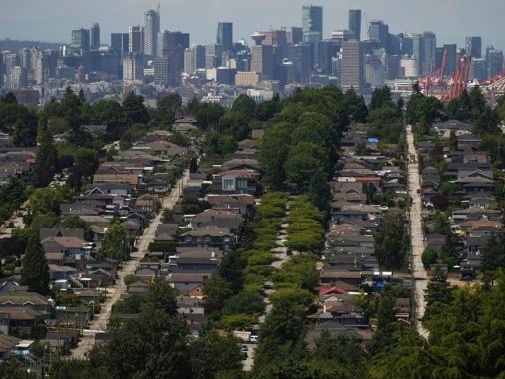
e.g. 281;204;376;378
261;87;364;206
204;192;288;330
373;211;409;270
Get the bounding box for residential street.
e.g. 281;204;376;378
406;125;429;339
69;169;190;359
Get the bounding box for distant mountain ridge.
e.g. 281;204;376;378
0;39;61;52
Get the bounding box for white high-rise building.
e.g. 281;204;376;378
144;9;160;57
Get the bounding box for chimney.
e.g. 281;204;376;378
323;304;327;313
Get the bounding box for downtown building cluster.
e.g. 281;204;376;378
0;5;504;105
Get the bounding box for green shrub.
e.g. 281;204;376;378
422;248;438;269
221;314;257;330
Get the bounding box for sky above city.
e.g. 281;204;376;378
0;0;504;51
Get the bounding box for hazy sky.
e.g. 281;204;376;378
0;0;504;51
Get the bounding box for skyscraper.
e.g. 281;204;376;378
111;33;129;54
129;26;144;54
302;5;323;36
71;28;90;51
341;40;364;93
282;27;304;45
184;45;206;75
291;43;311;83
158;30;190;85
217;22;233;52
348;10;361;41
486;45;504;79
368;21;388;49
465;36;482;59
123;54;144;82
251;32;274;80
90;23;100;50
318;39;341;74
303;32;321;69
144;9;160;57
205;44;224;68
421;32;436;75
153;57;169;85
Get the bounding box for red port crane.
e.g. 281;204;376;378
440;57;471;103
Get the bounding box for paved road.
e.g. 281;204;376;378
406;125;429;339
69;170;190;359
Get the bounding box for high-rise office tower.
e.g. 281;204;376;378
0;58;3;88
365;53;385;88
486;45;504;79
368;20;388;49
192;45;206;70
318;39;341;74
283;27;304;45
71;28;90;51
387;33;401;56
302;5;323;36
443;43;457;76
91;23;100;50
303;32;321;69
144;9;160;57
158;30;190;85
217;22;233;52
348;10;361;41
470;58;487;81
251;32;274;80
153;57;169;85
422;32;436;76
100;51;121;78
184;45;206;75
123;54;144;81
341;40;364;93
129;26;144;54
111;33;129;54
291;43;311;83
205;44;224;68
386;55;401;79
465;36;482;59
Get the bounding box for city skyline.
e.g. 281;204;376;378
0;0;504;51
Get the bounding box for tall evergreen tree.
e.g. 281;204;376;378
32;126;57;188
21;236;50;295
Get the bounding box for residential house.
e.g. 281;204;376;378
181;226;236;252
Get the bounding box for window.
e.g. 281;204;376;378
236;179;248;189
223;178;235;190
